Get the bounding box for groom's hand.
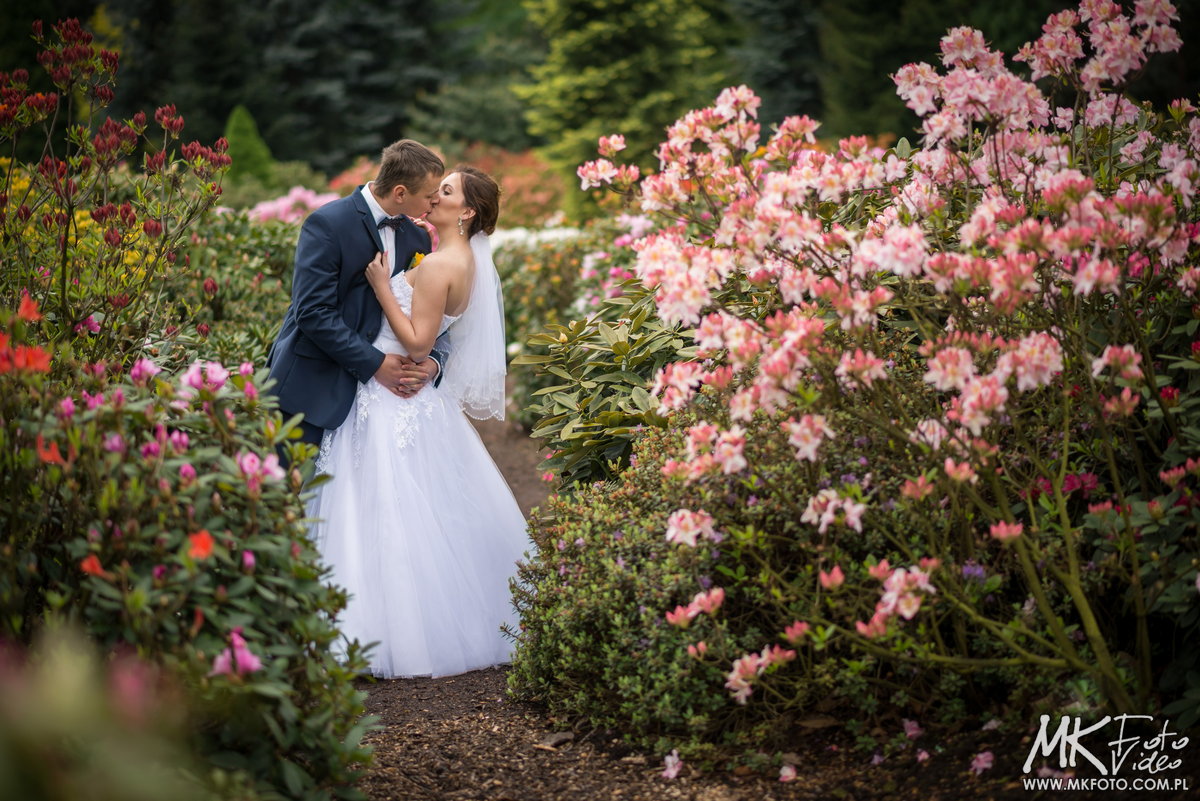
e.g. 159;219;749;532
375;354;418;396
393;355;438;398
375;354;437;397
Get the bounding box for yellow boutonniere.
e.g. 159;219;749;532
409;252;425;270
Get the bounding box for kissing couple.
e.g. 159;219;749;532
266;140;530;678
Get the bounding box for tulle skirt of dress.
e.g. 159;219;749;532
308;377;531;678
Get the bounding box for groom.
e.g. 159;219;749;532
267;139;447;446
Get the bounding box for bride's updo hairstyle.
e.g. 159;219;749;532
455;165;501;237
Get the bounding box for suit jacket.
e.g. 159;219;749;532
266;187;445;431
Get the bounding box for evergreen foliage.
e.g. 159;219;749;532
222;104;275;184
518;0;735;211
97;0;452;173
726;0;822;128
408;2;544;152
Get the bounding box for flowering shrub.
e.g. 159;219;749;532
329;156;379;196
458;142;569;228
0;303;373;798
494;227;593;425
508;416;760;757
170;209;299;367
0;19;229;366
0;628;209;801
515;284;692;485
246;185;338;224
515;0;1200;762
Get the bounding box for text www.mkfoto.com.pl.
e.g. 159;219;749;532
1021;776;1190;792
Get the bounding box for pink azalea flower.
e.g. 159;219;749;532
208;627;263;677
692;586;725;614
779;764;797;782
970;750;994;775
783;620;810;644
129;357;161;385
665;508;716;547
819;565;845;590
903;719;925;739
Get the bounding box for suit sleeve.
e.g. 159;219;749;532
429;330;451;388
292;212;385;382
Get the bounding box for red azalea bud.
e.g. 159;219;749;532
12;69;28;85
165;250;176;263
203;277;218;295
109;293;130;308
31;20;43;39
143;219;162;238
104;228;122;248
132;110;146;130
94;85;114;104
197;323;210;337
214;137;228;153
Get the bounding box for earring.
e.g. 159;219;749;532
457;217;465;236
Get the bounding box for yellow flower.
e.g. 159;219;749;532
409;252;425;270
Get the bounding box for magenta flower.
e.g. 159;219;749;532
130;357;161;385
241;550;256;572
903;719;925;739
169;430;190;453
208;627;263;677
181;361;205;391
204;361;229;390
58;397;76;419
179;463;197;483
103;433;126;453
239;362;254;376
152;564;167;581
140;441;161;460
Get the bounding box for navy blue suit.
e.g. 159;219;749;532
267;187;445;441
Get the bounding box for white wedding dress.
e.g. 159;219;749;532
308;257;530;678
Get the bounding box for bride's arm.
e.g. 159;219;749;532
364;252;450;361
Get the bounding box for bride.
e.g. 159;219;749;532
308;166;530;678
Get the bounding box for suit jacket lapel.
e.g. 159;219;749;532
351;189;385;253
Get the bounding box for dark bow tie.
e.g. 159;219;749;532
378;215;408;231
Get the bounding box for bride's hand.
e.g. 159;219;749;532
365;252;390;290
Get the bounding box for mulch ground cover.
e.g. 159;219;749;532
353;413;1199;800
359;667;1199;801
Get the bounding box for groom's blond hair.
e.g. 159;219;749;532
375;140;444;194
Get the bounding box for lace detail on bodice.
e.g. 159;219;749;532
315;272;461;473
